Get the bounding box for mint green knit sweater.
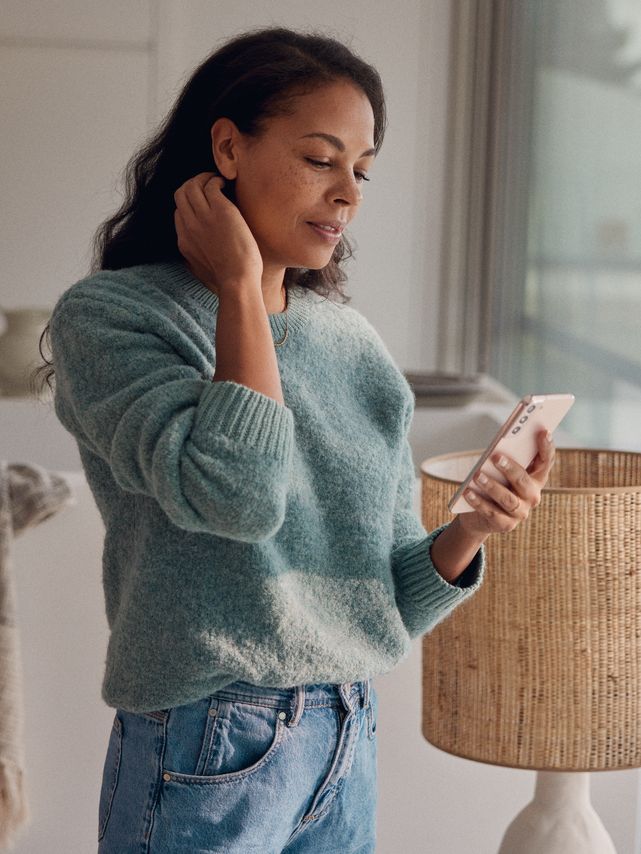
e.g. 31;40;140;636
49;262;485;713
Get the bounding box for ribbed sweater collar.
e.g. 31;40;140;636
158;261;315;344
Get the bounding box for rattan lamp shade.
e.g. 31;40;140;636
420;447;641;772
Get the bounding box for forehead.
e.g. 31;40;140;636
272;81;376;147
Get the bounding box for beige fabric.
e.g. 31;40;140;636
0;462;75;849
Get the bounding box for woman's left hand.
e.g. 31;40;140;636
458;429;556;538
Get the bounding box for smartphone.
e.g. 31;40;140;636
448;393;575;514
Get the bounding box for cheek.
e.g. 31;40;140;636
238;165;320;236
268;165;319;214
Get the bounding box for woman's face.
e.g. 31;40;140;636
211;79;376;275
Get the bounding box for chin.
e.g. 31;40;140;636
304;259;334;271
276;241;338;272
294;249;337;270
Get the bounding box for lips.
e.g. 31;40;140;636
307;221;345;235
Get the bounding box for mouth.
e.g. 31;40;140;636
306;222;345;242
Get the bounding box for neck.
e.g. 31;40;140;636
260;264;287;314
261;283;287;314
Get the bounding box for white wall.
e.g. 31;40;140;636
0;0;154;305
1;2;639;853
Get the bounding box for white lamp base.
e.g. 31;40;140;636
497;771;616;854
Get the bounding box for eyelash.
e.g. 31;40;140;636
305;158;371;183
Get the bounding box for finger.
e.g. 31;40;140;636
202;176;233;206
174;188;202;230
185;171;220;189
176;180;224;230
173;173;212;203
174;173;221;215
174;182;200;221
528;431;556;481
465;488;518;533
490;453;539;505
473;471;525;516
181;176;221;216
202;175;226;195
189;176;231;221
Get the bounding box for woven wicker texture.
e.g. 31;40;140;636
420;447;641;771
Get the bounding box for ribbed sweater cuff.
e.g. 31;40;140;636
192;379;294;461
393;522;485;611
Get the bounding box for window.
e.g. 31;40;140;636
439;0;641;450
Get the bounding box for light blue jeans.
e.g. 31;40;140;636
97;678;378;852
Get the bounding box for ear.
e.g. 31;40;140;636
210;117;242;180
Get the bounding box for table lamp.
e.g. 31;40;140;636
420;447;641;854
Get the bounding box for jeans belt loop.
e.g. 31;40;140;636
339;681;355;714
288;684;305;727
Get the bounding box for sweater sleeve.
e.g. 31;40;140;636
390;412;486;639
49;289;293;542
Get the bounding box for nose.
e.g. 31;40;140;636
330;171;363;208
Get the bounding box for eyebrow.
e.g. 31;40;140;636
298;132;376;158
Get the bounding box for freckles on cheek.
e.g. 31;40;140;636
288;162;317;187
295;168;317;191
278;166;316;210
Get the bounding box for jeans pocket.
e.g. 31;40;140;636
163;698;286;784
98;713;123;842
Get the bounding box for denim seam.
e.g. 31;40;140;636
212;691;288;705
141;715;168;852
302;710;361;824
195;699;221;776
209;696;345;710
310;774;346;822
300;705;354;823
97;714;122;842
141;709;168;723
344;713;360;774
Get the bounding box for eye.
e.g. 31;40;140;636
305;158;371;183
305;158;331;169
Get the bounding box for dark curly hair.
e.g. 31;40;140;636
31;25;387;396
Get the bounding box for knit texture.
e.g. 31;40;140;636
49;261;485;713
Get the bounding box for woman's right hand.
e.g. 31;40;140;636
173;173;264;296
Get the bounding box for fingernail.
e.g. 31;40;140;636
546;431;552;443
478;473;488;485
466;489;478;502
497;456;508;469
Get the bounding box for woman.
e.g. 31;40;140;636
34;26;556;853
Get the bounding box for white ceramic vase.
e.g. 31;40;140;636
498;771;617;854
0;307;51;397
